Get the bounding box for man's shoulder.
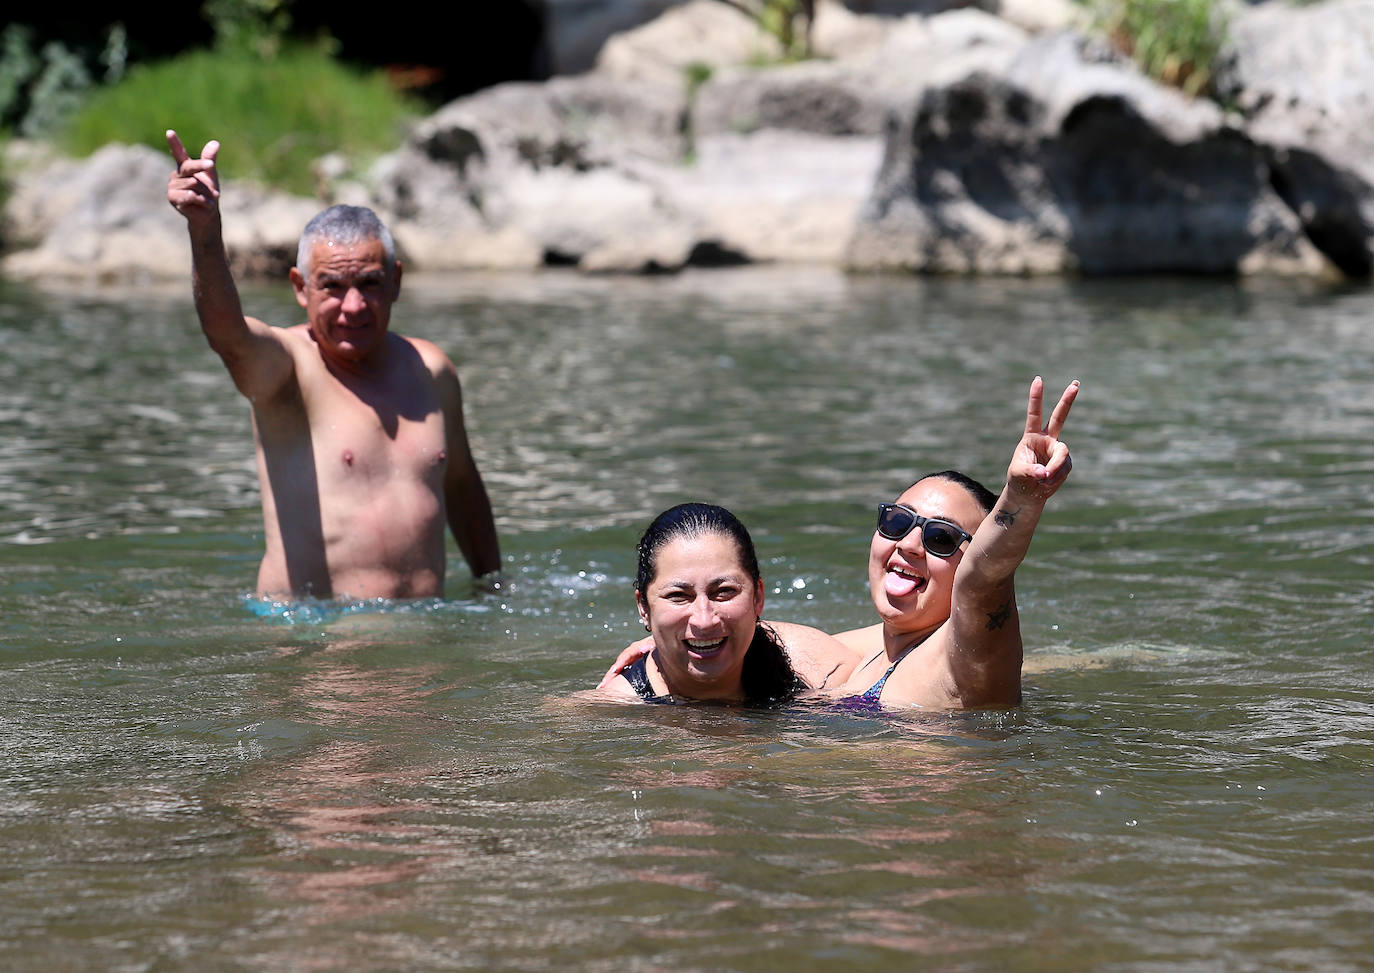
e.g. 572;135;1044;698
391;333;455;375
276;322;314;349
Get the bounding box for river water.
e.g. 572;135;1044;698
1;268;1371;970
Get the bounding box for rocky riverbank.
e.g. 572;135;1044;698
3;0;1372;281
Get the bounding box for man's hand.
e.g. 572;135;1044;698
166;130;221;225
596;637;653;689
1006;376;1077;503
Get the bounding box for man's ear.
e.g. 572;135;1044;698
289;267;308;309
390;259;403;301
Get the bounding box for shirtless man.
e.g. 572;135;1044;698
166;131;500;600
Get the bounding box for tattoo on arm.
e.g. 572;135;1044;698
986;599;1012;631
993;503;1021;529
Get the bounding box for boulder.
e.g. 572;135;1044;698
847;32;1329;275
374;73;693;271
992;0;1078;34
694;59;893;137
408;75;689;169
593;0;783;86
838;0;990;10
696;9;1025;138
1;142;324;282
666;129;885;263
4;0;1369;281
1218;0;1374;277
370;149;543;271
2;141;84;249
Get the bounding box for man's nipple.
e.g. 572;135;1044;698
342;449;354;467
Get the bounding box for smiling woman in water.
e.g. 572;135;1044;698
598;503;829;705
599;377;1079;712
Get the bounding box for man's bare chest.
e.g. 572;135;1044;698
259;354;449;490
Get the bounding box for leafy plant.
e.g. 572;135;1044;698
61;43;419;196
22;42;92;137
203;0;292;58
0;26;40;127
719;0;815;62
0;24;126;137
1086;0;1228;97
681;61;714;165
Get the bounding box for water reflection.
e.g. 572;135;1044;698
217;638;461;933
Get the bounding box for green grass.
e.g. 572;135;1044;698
1086;0;1228;97
61;43;420;196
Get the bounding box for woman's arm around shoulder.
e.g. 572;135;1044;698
766;621;863;691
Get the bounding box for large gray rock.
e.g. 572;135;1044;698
593;0;784;85
1218;0;1374;277
374;73;694;272
991;0;1078;34
665;129;884;263
5;1;1369;281
376;85;881;272
1;144;188;281
2;142;322;282
694;59;892;137
696;9;1025;137
409;74;689;169
847;32;1329;275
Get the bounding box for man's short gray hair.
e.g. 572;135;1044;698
296;205;397;278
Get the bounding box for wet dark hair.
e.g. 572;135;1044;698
635;503;800;706
913;470;998;515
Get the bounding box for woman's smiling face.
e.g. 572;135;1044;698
867;477;987;637
637;531;764;701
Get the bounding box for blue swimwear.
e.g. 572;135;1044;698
624;655;671;703
838;643;920;711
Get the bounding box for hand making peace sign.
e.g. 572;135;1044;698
1006;376;1078;503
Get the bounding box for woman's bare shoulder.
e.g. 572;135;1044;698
767;621;863;690
830;622;884;652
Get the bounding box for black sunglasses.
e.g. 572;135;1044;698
875;503;973;558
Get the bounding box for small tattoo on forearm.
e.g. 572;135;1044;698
986;599;1012;630
994;504;1021;528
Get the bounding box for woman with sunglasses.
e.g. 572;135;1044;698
829;376;1078;710
600;376;1078;710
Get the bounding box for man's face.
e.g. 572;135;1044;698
290;237;400;366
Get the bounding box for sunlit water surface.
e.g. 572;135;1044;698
2;269;1372;971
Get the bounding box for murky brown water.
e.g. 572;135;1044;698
2;268;1372;970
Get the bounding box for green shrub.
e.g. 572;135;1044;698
1087;0;1228;97
756;0;812;61
0;23;124;137
61;43;420;196
719;0;814;62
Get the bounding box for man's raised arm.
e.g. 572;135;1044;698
166;130;292;402
945;376;1079;706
